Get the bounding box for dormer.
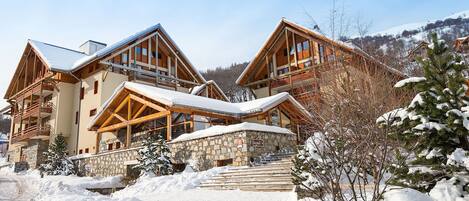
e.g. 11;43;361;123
79;40;107;55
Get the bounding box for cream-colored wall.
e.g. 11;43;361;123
48;82;75;154
74;71;128;155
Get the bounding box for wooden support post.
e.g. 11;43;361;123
166;112;172;141
278;108;283;127
155;35;159;87
285;29;291;73
292;33;298;68
96;132;100;154
126;98;132;147
309;39;315;65
272;54;277;77
148;38;151;64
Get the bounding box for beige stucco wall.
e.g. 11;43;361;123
73;71;128;155
253;87;269;98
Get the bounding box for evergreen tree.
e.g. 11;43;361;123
40;134;75;176
379;33;469;191
134;133;173;176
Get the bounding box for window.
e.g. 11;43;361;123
142;48;148;56
303;41;309;51
318;44;324;63
108;143;113;151
170;66;176;76
115;142;121;149
89;108;97;117
270;109;280;126
79;149;83;154
122;53;128;63
80;87;84;100
135;47;142;55
85;148;89;153
297;42;303;53
75;111;79;125
93;81;98;94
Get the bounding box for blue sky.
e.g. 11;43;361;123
0;0;468;107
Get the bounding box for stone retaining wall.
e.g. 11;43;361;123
75;130;296;177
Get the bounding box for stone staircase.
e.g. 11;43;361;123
198;153;295;192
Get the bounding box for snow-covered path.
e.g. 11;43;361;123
0;175;39;200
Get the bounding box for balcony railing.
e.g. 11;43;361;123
11;124;51;143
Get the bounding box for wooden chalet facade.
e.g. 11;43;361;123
4;23;227;167
236;19;404;108
4;22;308;172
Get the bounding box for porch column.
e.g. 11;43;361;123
166;112;172;141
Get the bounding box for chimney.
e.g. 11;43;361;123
79;40;107;55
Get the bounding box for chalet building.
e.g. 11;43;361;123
4;23;233;169
407;41;430;62
5;22;309;174
236;19;403;110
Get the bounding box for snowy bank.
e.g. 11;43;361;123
170;122;293;143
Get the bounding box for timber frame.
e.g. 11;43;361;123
89;83;310;153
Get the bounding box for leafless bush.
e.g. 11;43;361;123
294;63;411;200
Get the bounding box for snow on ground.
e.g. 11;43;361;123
0;166;296;201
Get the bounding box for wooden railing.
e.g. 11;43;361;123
11;124;51;143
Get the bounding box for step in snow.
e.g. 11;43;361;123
202;177;292;183
225;166;291;173
218;171;291;177
211;174;292;180
198;186;294;192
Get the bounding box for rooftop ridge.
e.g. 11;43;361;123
29;39;86;55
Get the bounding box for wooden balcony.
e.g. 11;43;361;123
21;102;53;119
271;70;319;89
12;102;53;123
11;124;51;144
17;81;54;101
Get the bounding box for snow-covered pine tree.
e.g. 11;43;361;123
378;33;469;192
134;133;173;176
40;134;75;176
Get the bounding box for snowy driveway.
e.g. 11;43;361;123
0;175;38;200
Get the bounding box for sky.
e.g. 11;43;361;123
0;0;468;108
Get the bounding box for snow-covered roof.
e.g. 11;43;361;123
26;24;206;83
190;80;229;101
90;81;312;128
28;40;87;72
71;23;161;71
170;122;293;143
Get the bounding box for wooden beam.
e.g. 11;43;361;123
132;105;147;120
114;113;126;122
129;94;166;111
126;96;132;147
97;110;170;133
